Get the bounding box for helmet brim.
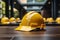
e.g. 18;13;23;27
15;26;36;31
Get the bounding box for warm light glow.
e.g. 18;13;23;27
19;0;27;4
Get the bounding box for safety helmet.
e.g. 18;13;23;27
9;17;16;23
16;18;21;22
47;18;54;23
15;11;45;31
56;17;60;24
1;17;10;24
43;18;47;22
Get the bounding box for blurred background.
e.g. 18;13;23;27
0;0;54;18
0;0;60;24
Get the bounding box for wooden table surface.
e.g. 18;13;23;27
0;26;60;40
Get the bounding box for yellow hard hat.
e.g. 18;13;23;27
16;18;21;22
9;17;16;23
1;17;10;24
15;11;45;31
56;17;60;24
47;18;54;23
43;18;46;22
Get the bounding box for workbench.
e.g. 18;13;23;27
0;26;60;40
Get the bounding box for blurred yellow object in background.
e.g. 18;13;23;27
1;16;10;24
15;11;45;31
9;17;16;23
16;18;21;22
56;17;60;24
43;18;46;22
47;18;54;23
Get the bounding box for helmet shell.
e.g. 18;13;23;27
15;11;45;31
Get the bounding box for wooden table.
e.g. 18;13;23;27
0;26;60;40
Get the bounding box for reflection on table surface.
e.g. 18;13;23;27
0;26;60;40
